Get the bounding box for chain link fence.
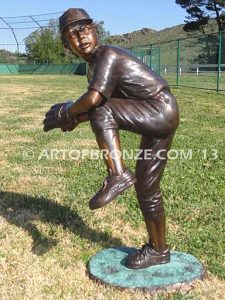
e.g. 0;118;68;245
130;31;225;91
0;12;225;91
0;12;86;75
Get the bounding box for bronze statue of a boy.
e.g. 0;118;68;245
43;8;179;269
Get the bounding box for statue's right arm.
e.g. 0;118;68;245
67;89;103;117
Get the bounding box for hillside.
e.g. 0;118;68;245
0;19;219;66
0;49;18;64
107;19;218;48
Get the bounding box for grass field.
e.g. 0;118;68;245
164;72;225;91
0;75;224;299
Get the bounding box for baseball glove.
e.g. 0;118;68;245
43;101;78;132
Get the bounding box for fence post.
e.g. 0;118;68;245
158;47;161;75
176;39;180;86
150;44;152;69
217;31;222;92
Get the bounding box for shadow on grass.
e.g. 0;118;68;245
0;191;122;255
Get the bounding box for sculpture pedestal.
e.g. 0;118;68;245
87;247;205;292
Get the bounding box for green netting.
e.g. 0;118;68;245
0;63;86;75
0;64;18;74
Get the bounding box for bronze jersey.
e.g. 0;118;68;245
87;45;169;100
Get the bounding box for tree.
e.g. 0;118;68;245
176;0;225;34
176;1;225;65
96;21;111;44
24;19;111;64
24;19;77;64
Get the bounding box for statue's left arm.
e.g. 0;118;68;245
43;89;102;132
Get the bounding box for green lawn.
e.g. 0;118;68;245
0;75;224;299
164;72;225;91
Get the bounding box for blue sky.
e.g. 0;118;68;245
0;1;187;51
1;0;187;33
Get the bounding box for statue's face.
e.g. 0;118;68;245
65;24;98;59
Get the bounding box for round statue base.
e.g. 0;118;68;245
87;247;205;291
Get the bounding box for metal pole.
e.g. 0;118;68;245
29;16;49;65
150;44;152;69
0;17;20;66
217;31;222;92
158;47;161;75
176;39;180;86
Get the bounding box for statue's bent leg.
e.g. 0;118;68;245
88;104;136;210
125;134;175;269
88;94;179;259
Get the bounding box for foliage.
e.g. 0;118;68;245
175;0;225;34
106;19;220;50
175;1;225;65
0;49;17;64
97;21;111;44
24;19;73;64
24;19;111;64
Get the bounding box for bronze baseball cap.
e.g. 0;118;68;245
59;8;93;33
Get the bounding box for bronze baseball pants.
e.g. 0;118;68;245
89;90;179;251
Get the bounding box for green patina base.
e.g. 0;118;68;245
87;247;205;291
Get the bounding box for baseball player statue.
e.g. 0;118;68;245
43;8;179;269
